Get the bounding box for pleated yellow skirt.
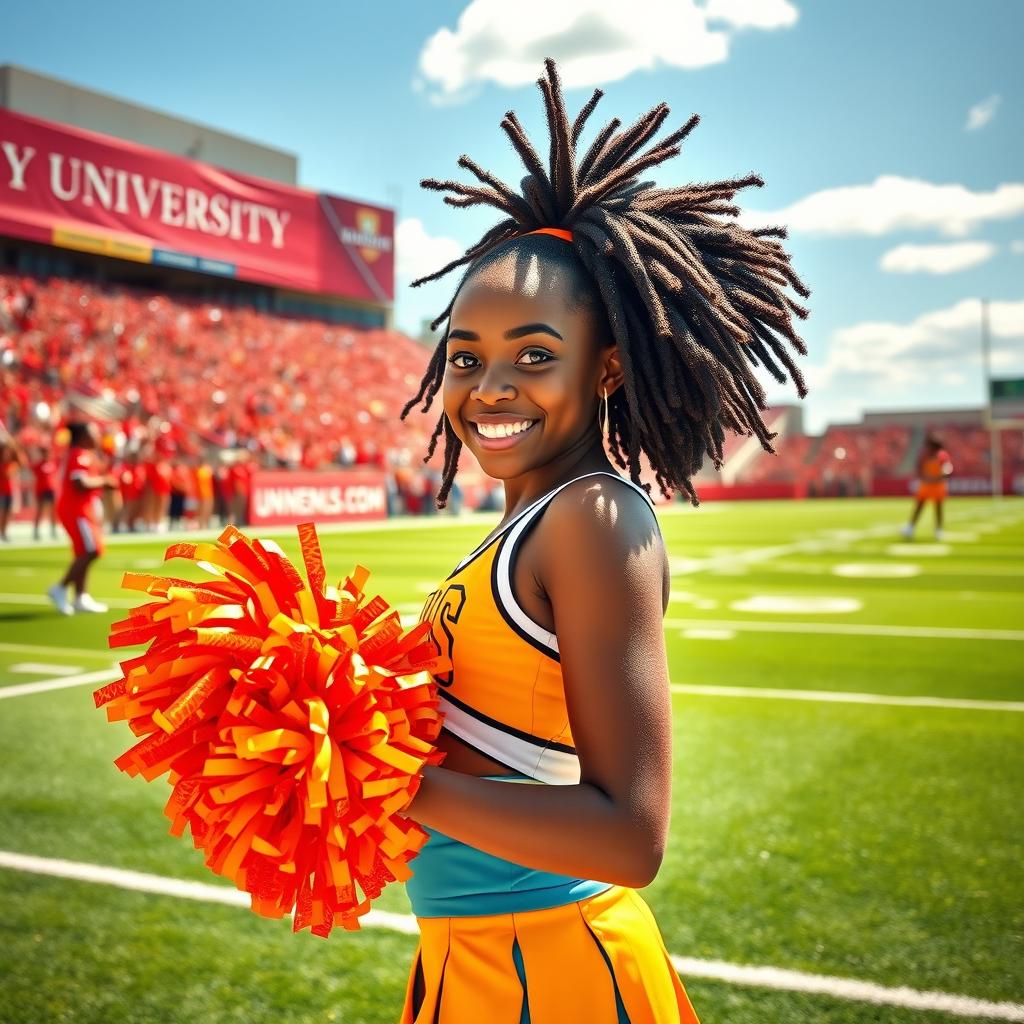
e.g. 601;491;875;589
399;883;700;1023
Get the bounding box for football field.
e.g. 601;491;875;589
1;496;1022;1024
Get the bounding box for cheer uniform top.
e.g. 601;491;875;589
417;469;659;786
401;470;700;1024
917;451;951;501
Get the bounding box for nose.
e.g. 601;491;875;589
470;364;516;403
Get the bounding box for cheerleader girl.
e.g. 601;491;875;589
398;59;810;1023
901;435;953;540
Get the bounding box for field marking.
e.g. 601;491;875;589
0;667;117;700
888;543;951;557
665;618;1024;642
667;954;1024;1020
730;596;863;614
833;563;922;578
0;591;137;609
0;642;116;660
0;510;551;550
1;851;1020;1021
10;662;84;676
670;522;906;576
671;684;1024;713
3;664;1019;714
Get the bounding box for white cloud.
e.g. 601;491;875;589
741;175;1024;238
417;0;798;101
820;298;1024;391
705;0;799;30
1011;240;1024;255
879;241;995;275
965;93;1001;131
395;218;465;283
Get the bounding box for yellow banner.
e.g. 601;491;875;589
52;225;152;264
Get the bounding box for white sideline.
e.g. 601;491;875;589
0;667;118;700
0;591;137;608
665;618;1024;642
0;642;116;659
0;850;1020;1021
671;684;1024;713
3;666;1021;713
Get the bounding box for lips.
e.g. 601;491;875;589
468;418;539;450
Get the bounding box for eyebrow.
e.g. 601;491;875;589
447;323;564;342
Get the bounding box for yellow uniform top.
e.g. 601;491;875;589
418;470;660;785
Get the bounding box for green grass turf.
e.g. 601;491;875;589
1;497;1022;1022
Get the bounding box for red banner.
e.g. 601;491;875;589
0;109;393;303
248;469;388;526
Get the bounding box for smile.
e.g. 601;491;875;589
469;419;539;450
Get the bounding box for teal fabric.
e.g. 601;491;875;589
405;774;613;918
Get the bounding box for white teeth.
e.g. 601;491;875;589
476;420;534;438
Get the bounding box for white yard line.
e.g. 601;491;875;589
10;663;84;676
667;954;1024;1021
3;663;1020;714
0;667;118;700
670;508;1024;578
0;850;1019;1021
665;618;1024;642
0;642;116;660
0;592;137;608
0;512;515;550
669;522;904;575
671;684;1024;713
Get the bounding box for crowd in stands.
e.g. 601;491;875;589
0;272;501;534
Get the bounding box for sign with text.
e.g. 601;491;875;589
248;470;389;526
990;377;1024;421
0;108;393;303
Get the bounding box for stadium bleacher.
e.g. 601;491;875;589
0;272;436;466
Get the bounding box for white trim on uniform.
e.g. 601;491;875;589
76;516;98;553
493;471;659;658
437;693;581;785
451;470;656;574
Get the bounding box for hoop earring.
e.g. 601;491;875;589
597;386;609;440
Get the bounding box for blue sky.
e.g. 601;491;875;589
5;0;1023;433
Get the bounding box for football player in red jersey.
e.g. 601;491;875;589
47;421;118;615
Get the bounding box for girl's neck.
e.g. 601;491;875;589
498;435;618;521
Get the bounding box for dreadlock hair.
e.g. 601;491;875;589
400;58;810;508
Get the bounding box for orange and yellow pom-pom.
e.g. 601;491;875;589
94;522;449;936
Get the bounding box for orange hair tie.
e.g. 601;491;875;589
523;227;574;242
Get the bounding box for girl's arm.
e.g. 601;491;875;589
404;479;673;888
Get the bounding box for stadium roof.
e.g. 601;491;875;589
0;63;297;185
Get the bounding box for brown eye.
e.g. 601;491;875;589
447;353;478;369
518;350;552;365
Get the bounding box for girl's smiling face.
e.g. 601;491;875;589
443;245;619;479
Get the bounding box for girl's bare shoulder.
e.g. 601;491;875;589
534;473;669;610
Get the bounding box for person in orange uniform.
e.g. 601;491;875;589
193;452;215;530
392;61;810;1023
47;421;118;614
901;436;953;541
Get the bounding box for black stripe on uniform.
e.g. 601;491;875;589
440;689;577;755
490;530;561;663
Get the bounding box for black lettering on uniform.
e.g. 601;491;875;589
419;583;466;688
